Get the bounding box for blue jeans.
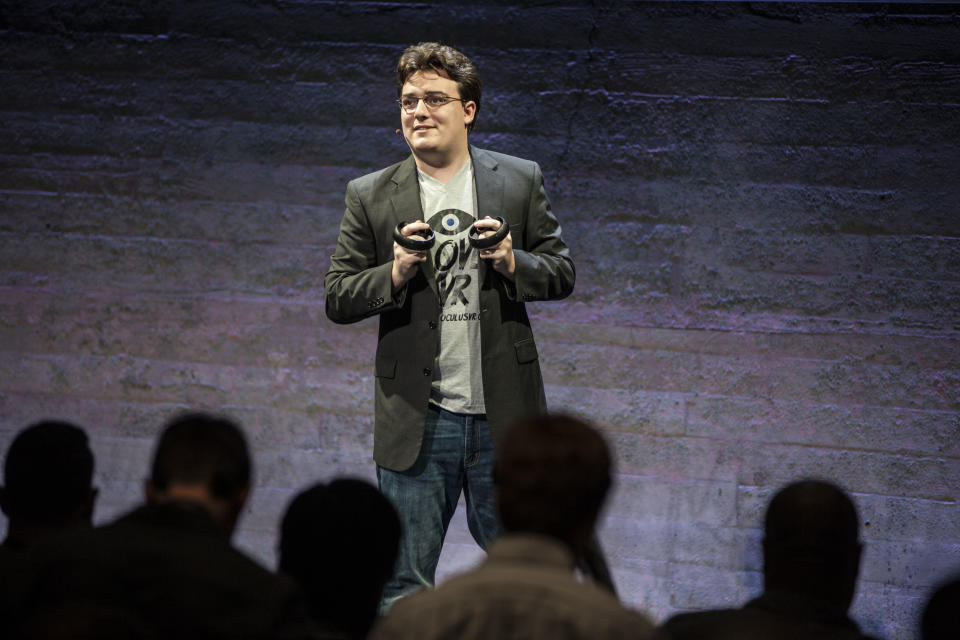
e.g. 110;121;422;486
377;404;500;604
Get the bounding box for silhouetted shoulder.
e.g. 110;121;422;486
662;604;880;640
13;503;320;639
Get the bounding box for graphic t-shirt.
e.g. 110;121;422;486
418;160;485;415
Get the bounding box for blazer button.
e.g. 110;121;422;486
422;367;432;376
428;321;437;329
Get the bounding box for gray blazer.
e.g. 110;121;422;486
325;146;574;471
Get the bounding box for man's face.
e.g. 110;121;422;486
400;70;475;160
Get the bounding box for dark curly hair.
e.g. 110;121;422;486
396;42;481;132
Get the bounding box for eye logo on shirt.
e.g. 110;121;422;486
427;209;473;236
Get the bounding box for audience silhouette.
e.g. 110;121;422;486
6;412;320;639
0;421;109;637
662;479;878;640
0;412;928;639
279;479;401;640
0;420;97;550
370;413;656;640
921;576;960;640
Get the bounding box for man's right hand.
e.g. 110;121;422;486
391;221;430;290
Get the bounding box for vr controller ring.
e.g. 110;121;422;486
468;216;509;250
393;221;436;251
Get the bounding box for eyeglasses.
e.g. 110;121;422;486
396;94;466;114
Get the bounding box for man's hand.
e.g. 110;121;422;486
474;216;515;280
392;221;430;290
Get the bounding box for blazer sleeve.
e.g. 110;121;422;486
508;162;575;302
324;179;404;324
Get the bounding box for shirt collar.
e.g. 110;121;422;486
416;155;473;187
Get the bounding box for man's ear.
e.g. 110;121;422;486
81;487;99;522
463;101;477;127
232;484;251;512
144;479;159;503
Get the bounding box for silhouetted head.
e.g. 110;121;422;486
921;577;960;640
763;479;862;613
279;478;400;640
0;421;96;548
494;414;612;555
146;413;251;533
396;42;481;132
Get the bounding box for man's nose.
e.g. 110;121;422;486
413;97;430;117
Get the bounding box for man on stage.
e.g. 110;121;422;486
324;42;574;605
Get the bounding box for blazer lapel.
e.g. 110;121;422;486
471;146;504;288
389;156;439;298
471;146;503;224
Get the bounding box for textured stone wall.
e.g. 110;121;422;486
1;2;958;638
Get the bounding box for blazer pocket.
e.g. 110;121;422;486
514;338;539;364
375;356;397;379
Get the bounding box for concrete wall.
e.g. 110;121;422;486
1;2;958;638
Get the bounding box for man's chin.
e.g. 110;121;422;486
410;140;440;154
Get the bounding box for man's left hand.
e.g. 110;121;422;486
474;216;515;280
